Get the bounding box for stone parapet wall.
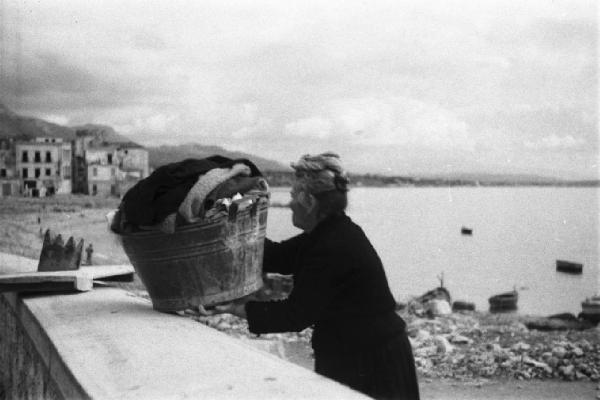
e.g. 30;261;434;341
0;293;64;400
0;252;367;399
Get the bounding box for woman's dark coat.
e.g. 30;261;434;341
245;213;420;399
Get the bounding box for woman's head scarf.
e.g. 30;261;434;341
291;152;350;194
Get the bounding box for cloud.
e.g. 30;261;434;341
524;134;586;150
231;119;273;139
284;117;333;139
526;18;597;51
331;97;475;150
281;96;475;151
467;105;596;152
1;0;596;179
0;49;184;116
124;113;180;134
131;31;168;50
38;114;71;126
0;52;98;100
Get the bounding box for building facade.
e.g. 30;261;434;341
0;133;148;198
15;137;72;196
85;145;120;196
72;129;149;197
117;145;149;179
0;138;19;197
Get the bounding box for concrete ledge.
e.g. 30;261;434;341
0;253;366;399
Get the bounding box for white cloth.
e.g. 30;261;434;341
178;163;252;223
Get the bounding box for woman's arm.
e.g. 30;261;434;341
262;235;306;275
246;245;344;334
198;234;312;319
196;254;333;328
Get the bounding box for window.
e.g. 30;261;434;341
92;167;98;177
22;151;28;162
45;168;51;176
63;166;71;178
45;151;52;162
107;153;113;164
92;184;97;195
35;168;41;178
0;169;6;178
111;168;115;177
22;168;28;178
34;151;41;163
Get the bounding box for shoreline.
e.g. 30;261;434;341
0;195;598;387
181;306;600;383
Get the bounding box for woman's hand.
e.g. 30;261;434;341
197;290;263;319
198;300;247;319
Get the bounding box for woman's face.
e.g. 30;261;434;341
290;185;312;231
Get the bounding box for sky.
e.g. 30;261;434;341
0;0;597;179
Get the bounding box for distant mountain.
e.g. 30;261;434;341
419;172;565;184
71;124;140;146
0;102;76;140
0;102;144;150
5;102;585;183
0;102;291;172
147;143;289;172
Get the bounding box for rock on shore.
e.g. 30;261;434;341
405;311;600;382
183;308;600;382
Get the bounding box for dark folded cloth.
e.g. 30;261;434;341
119;156;261;228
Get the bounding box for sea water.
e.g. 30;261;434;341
266;187;599;315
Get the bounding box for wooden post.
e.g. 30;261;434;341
37;229;84;272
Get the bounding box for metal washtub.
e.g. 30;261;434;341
119;194;268;312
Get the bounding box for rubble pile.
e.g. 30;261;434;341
182;279;599;383
188;311;312;347
186;309;600;382
404;311;600;381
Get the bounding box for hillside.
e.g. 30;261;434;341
0;102;138;146
147;143;289;172
0;102;76;140
419;172;563;184
0;102;289;172
1;102;596;186
71;124;140;145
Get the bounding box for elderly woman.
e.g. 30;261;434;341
209;153;419;400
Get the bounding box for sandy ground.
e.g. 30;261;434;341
421;379;597;399
0;197;127;264
1;195;598;400
264;349;599;399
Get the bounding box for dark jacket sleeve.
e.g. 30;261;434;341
262;235;306;275
246;243;345;334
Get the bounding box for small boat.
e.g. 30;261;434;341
452;300;476;311
556;260;583;274
461;227;473;235
580;295;600;323
489;290;518;312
